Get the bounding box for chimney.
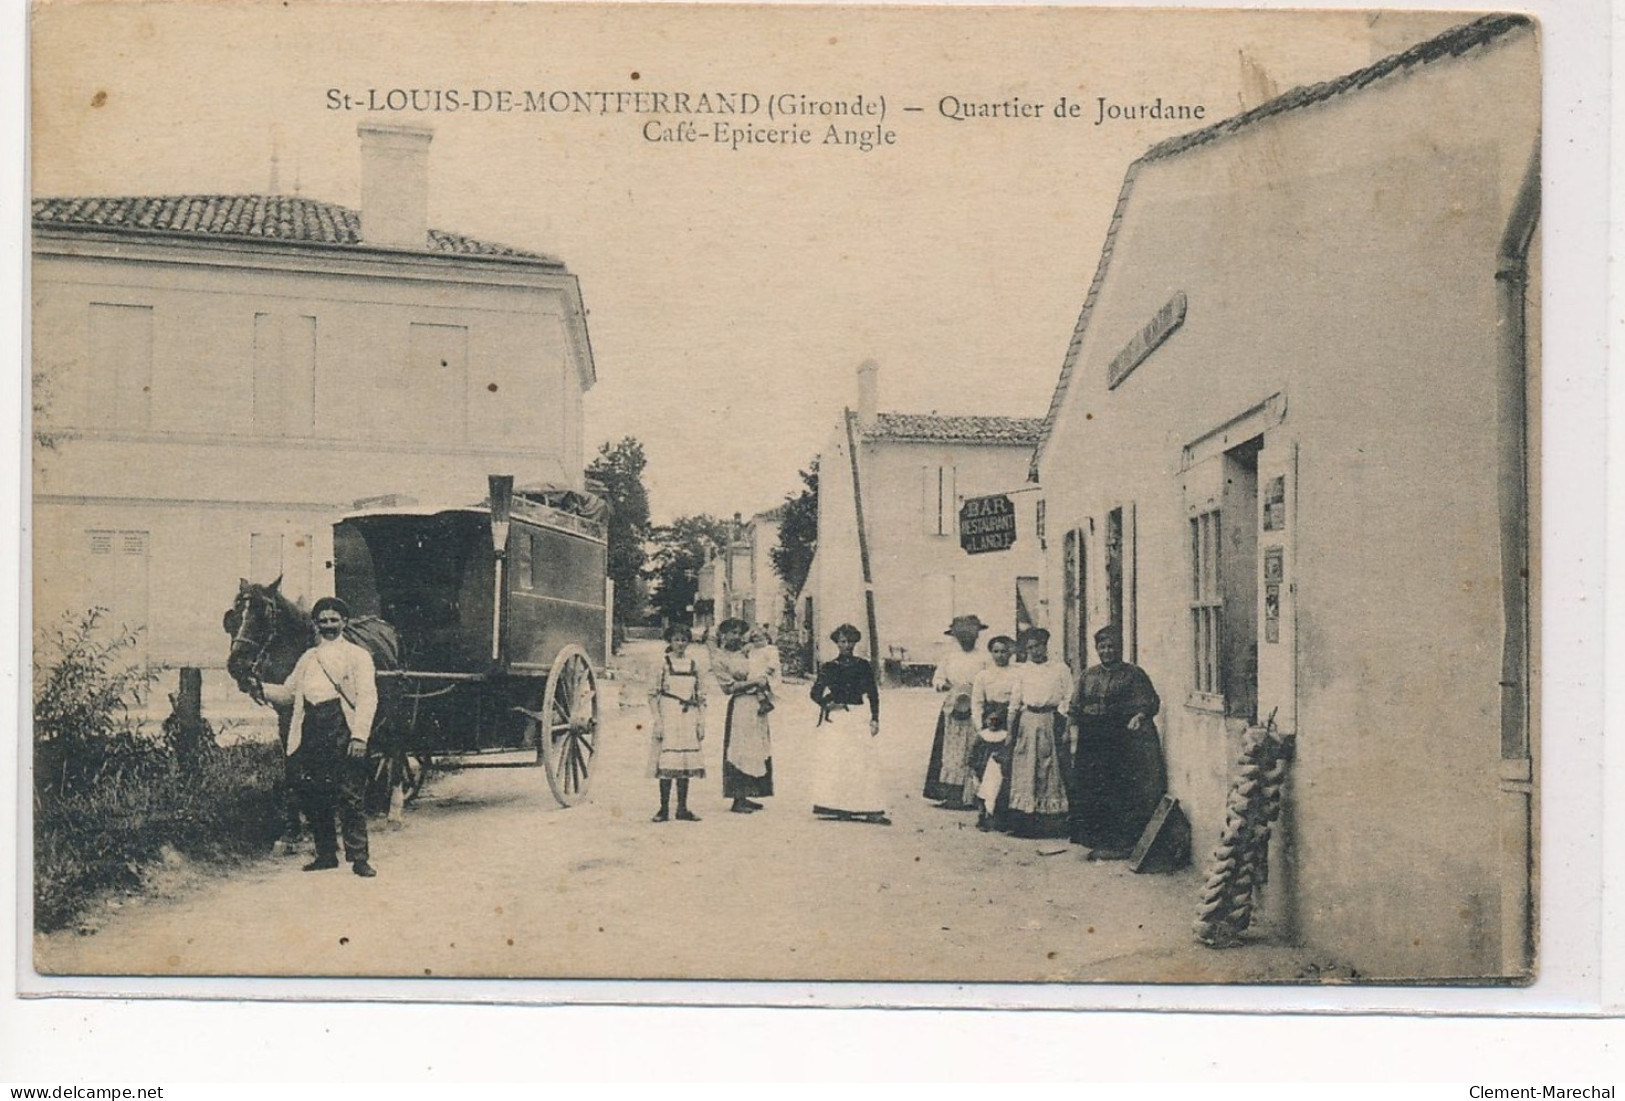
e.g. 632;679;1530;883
357;123;434;248
856;359;879;427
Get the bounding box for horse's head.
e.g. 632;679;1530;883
224;576;304;694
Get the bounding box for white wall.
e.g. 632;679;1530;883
814;415;1044;668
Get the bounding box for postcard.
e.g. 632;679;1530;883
26;1;1553;996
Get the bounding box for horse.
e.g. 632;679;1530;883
223;577;411;831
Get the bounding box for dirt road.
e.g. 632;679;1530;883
36;642;1317;983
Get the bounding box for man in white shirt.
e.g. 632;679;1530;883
263;597;380;876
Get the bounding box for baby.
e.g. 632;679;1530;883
746;624;781;715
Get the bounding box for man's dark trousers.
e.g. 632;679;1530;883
295;700;369;864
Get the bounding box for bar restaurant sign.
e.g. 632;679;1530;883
960;494;1018;554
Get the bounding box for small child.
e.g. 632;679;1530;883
746;624;780;716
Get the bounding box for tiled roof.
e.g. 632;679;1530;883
1029;13;1535;479
31;194;561;264
861;412;1045;446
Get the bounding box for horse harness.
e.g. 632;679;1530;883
230;589;282;702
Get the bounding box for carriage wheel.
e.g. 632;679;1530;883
368;745;429;809
397;750;428;804
538;644;598;807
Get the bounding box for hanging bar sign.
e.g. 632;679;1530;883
960;494;1017;554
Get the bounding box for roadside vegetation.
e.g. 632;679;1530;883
32;609;286;932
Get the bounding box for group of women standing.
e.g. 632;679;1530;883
647;618;890;826
923;616;1168;860
646;611;1166;854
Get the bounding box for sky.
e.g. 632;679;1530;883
30;1;1469;521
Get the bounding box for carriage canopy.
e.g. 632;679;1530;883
334;497;607;677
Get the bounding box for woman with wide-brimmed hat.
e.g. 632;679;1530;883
922;613;988;808
809;623;890;825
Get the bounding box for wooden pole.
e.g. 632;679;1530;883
843;409;881;667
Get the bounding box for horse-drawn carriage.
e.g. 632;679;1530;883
228;476;607;813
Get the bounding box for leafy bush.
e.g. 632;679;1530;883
32;610;287;932
33;609;159;800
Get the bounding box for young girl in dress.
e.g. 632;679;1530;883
648;623;705;822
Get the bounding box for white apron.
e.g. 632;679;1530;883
812;705;885;814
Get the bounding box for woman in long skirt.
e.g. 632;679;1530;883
648;624;705;822
922;614;988;809
1004;628;1073;838
810;623;890;825
711;618;775;814
1068;624;1167;859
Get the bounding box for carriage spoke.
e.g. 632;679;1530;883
540;645;597;807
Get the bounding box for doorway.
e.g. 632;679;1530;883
1221;437;1261;723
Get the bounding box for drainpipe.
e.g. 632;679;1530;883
1494;143;1538;978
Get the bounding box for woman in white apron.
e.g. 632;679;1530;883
809;623;890;825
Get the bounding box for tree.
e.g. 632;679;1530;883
586;437;652;634
647;514;732;627
770;458;818;613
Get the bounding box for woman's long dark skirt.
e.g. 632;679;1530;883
1070;725;1168;850
922;711;953;801
721;696;774;799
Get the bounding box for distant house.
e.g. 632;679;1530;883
32;123;597;710
691;505;785;638
808;361;1045;673
1031;16;1538;978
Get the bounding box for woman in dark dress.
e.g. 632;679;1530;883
809;623;890;825
1068;625;1167;859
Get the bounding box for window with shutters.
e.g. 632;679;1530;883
252;313;317;437
85;529;151;652
87;303;154;429
1062;527;1086;671
1190;508;1222;697
1015;576;1040;637
409;322;470;442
